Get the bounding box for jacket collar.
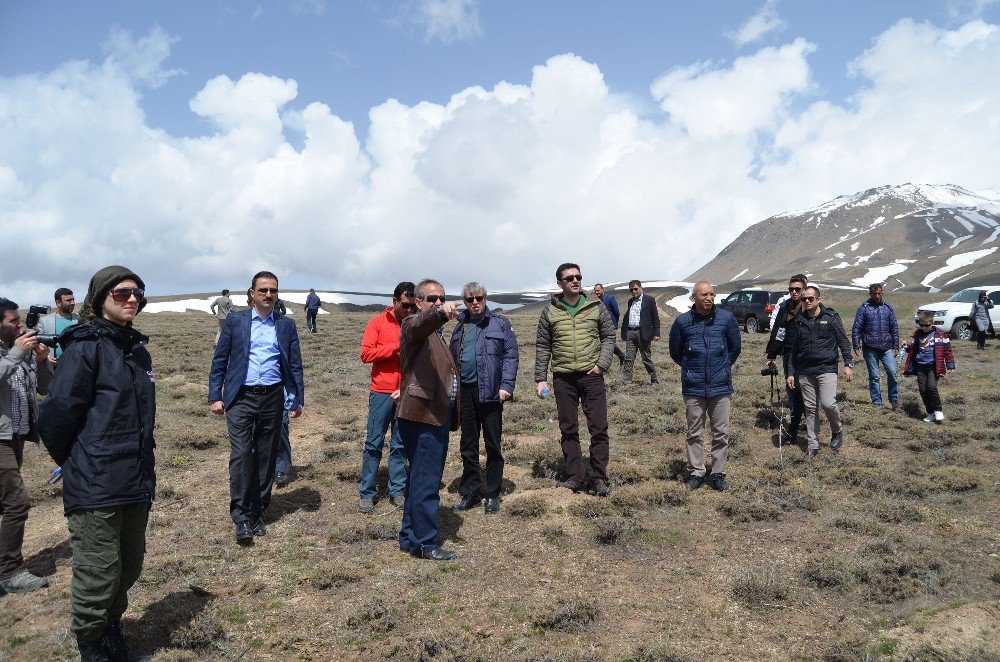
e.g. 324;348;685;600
460;306;492;325
689;303;716;320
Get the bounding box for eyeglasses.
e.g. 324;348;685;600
255;288;278;295
788;287;803;292
422;295;445;303
399;302;417;311
464;295;485;303
801;296;817;302
109;288;144;303
561;275;583;282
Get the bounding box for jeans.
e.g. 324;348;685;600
358;391;407;500
275;410;292;475
553;372;610;484
977;330;988;349
458;384;504;498
785;382;805;440
398;416;450;554
306;309;318;333
862;346;898;405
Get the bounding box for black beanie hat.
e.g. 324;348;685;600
82;265;146;321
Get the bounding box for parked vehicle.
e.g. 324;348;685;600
719;289;784;333
915;286;1000;341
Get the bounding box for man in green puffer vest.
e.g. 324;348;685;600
534;263;617;496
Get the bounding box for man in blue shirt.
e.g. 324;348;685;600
209;271;304;545
593;283;625;367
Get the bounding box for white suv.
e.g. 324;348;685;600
915;286;1000;341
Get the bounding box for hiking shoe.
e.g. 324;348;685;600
0;570;48;594
685;476;704;491
922;413;936;423
555;480;580;492
390;495;405;509
890;402;899;411
274;471;290;487
251;518;267;537
830;429;845;451
709;474;727;492
358;498;374;514
808;448;819;458
933;411;945;422
593;480;611;497
101;619;152;661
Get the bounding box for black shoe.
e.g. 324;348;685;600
101;620;152;661
485;497;500;514
651;376;659;384
685;476;704;491
274;471;290;487
710;474;727;492
555;480;581;492
235;521;253;545
252;518;267;537
420;547;457;561
78;636;112;662
593;480;611;497
453;494;482;511
808;448;819;458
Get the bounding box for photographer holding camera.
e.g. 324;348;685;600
0;297;53;595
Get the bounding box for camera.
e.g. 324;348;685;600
760;364;779;377
22;305;59;348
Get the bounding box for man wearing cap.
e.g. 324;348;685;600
209;271;304;545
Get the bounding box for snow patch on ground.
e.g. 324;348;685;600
851;261;910;287
920;247;999;291
951;235;973;248
143;292;525;315
850;241;861;251
943;272;972;286
730;268;750;281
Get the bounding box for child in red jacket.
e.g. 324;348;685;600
902;311;956;423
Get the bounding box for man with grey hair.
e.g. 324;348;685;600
449;283;519;514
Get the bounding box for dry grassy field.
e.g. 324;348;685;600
2;289;999;661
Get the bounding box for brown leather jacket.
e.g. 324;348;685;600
396;308;460;430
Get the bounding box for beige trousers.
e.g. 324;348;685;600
683;394;731;477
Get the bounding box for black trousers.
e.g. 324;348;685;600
226;386;284;523
553;372;609;484
458;384;505;498
915;364;942;414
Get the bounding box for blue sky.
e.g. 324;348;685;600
1;0;1000;302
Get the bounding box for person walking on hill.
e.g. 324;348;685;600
970;291;994;350
535;263;617;496
621;280;660;384
765;274;808;445
786;286;854;457
449;282;519;514
357;282;416;514
593;283;625;367
851;284;900;409
396;279;463;560
668;281;741;491
37;266;154;661
902;311;956;422
210;289;234;346
304;288;321;334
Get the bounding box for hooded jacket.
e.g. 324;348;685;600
668;304;741;398
37;318;156;515
448;306;519;403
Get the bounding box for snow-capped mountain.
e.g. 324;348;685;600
687;183;1000;292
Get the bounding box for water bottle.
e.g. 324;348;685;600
540;386;550;398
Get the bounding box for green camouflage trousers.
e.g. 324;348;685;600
66;504;149;641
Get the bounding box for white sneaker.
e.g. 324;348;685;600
934;411;945;422
923;413;935;423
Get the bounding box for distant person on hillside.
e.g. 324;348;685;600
593;283;625;367
902;311;955;423
37;266;153;660
765;274;808;445
851;284;900;409
621;280;660;384
396;279;462;560
273;297;287;317
669;281;741;491
209;271;304;545
210;289;234;346
535;263;616;496
357;281;416;514
786;286;854;457
449;282;519;514
37;287;79;364
970;291;994;350
304;288;321;333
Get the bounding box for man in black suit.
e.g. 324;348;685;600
621;280;660;384
209;271;304;545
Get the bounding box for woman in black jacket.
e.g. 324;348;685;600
38;266;155;662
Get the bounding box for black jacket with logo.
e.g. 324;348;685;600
38;318;156;515
786;304;853;376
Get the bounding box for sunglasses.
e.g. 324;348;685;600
561;275;583;282
788;286;803;292
422;295;445;303
630;287;640;292
464;295;485;303
919;323;934;328
256;287;278;295
109;288;144;303
801;296;817;302
399;302;417;311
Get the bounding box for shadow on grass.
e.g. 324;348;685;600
444;476;517;495
24;537;72;577
264;486;322;523
127;588;214;655
438;509;465;543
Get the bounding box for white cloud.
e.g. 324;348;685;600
409;0;482;43
2;20;1000;304
728;0;787;48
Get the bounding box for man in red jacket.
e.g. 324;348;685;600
358;282;416;514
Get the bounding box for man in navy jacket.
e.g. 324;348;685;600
209;271;304;544
449;283;518;514
851;283;899;408
669;281;741;491
593;283;625;366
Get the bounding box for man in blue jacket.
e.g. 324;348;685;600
668;281;741;491
851;283;899;409
209;271;304;545
449;283;519;514
593;284;625;367
304;288;321;334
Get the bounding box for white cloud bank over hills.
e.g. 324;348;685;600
2;19;1000;304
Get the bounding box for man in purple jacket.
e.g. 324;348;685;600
851;284;899;409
